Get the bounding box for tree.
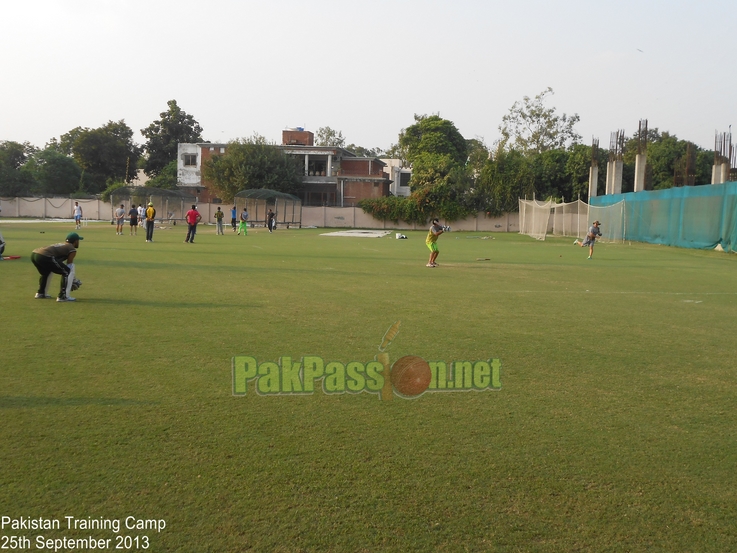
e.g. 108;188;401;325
67;120;141;193
144;159;178;190
315;127;345;148
345;144;384;158
359;115;474;222
399;114;468;166
499;88;581;155
141;100;204;177
203;135;303;202
0;141;37;196
473;148;535;216
466;138;489;178
24;148;83;195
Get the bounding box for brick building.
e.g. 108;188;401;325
176;128;392;206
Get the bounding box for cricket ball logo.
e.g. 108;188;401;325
378;322;432;400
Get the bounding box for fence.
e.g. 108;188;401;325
0;197;520;232
590;181;737;252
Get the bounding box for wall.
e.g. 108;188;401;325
0;197;519;232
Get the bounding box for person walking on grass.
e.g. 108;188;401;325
425;218;444;267
73;202;83;229
266;209;275;233
230;205;237;232
184;204;202;243
573;220;602;259
238;207;249;235
214;207;225;235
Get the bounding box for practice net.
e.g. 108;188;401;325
519;199;625;242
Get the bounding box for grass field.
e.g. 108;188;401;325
1;220;736;552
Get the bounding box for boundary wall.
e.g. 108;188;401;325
0;197;519;232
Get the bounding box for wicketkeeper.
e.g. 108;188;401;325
31;232;83;302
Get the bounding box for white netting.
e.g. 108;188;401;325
520;198;625;242
518;199;552;240
552;199;589;238
589;200;625;243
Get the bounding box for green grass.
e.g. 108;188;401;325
1;221;736;552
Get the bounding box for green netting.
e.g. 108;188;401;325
590;181;737;252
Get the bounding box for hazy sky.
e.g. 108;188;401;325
2;0;735;151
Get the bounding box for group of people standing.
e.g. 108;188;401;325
113;203;157;242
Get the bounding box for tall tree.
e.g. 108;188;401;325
203;135;303;202
499;88;581;155
315;127;345;148
66;120;141;193
399;114;468;166
24;148;83;195
0;141;37;196
141;100;204;177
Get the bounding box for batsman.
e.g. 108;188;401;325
31;232;83;302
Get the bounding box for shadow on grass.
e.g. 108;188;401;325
0;396;156;409
81;298;236;308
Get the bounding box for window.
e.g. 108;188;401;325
399;172;411;187
184;154;197;166
220;147;225;154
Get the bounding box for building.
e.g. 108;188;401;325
381;159;412;197
177;143;228;202
176;128;393;206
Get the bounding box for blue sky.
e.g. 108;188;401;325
2;0;735;151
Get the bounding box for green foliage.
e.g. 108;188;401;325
622;129;714;190
100;180;128;202
51;121;141;194
361;115;475;223
315;127;345;148
473;148;535;216
203;136;303;203
399;114;468;166
499;87;581;155
23;148;83;195
144;159;178;190
141;100;204;177
0;141;37;196
358;195;425;224
345;144;383;158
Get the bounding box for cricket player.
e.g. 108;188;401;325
31;232;82;302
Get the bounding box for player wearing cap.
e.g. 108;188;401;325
145;202;156;242
425;218;444;267
573;220;602;259
31;232;83;302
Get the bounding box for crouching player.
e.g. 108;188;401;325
31;232;82;302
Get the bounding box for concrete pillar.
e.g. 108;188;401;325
634;153;647;192
588;165;598;199
304;155;309;176
712;164;719;184
722;162;731;183
327;154;332;177
612;161;623;194
605;161;614;195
